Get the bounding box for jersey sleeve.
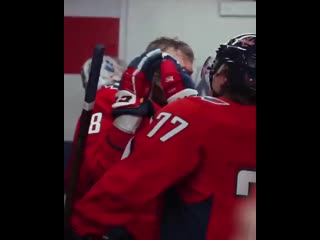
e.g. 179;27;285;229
71;99;202;236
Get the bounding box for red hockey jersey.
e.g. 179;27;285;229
66;84;162;240
71;95;256;240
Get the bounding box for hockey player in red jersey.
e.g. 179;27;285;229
65;39;195;202
65;55;126;203
66;38;196;240
70;33;256;240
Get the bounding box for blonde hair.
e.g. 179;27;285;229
145;37;195;106
146;36;194;62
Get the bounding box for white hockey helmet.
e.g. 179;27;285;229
81;55;126;89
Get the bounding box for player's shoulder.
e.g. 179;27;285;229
96;83;119;101
189;96;255;117
190;96;231;107
162;95;255;126
92;83;120;113
165;95;230;115
155;96;230;126
98;82;120;94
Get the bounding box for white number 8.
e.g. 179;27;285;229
88;112;103;134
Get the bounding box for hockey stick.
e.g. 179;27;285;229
64;44;105;229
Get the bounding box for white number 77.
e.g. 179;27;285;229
147;112;188;142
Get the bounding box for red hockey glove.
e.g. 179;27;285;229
112;48;162;114
111;49;162;134
160;53;198;103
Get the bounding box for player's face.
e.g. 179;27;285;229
211;72;227;97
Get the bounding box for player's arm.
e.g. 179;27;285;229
105;49;163;149
107;50;197;150
71;102;200;236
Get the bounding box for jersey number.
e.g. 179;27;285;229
236;170;256;197
88;112;102;134
147;112;188;142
